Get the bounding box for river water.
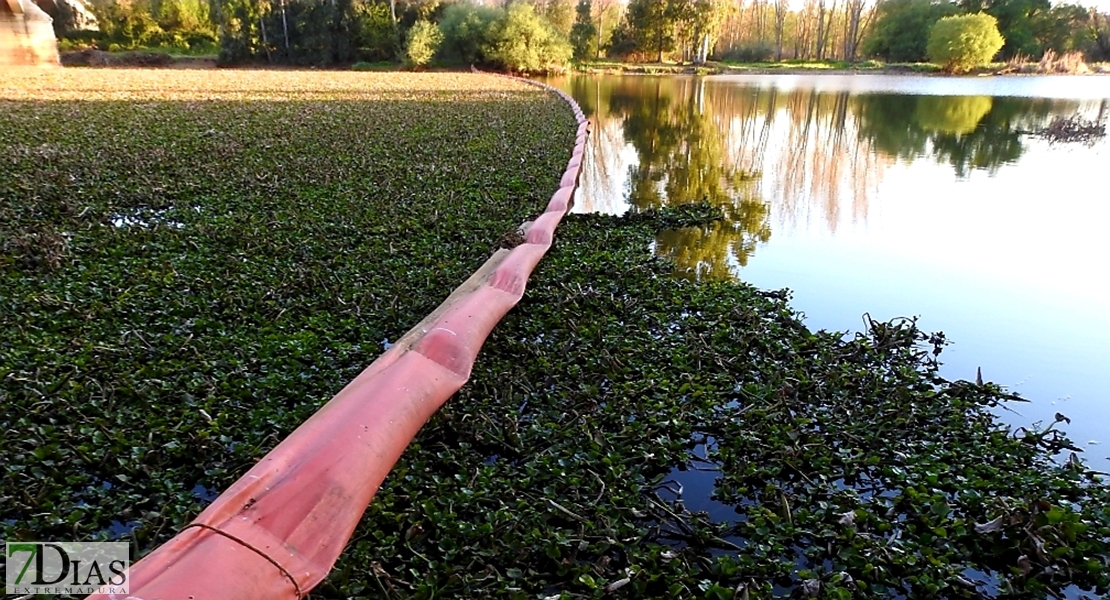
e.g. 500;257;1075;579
542;73;1110;473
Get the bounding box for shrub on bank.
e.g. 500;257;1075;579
926;13;1005;73
404;20;443;68
715;43;774;63
435;2;571;72
438;3;503;65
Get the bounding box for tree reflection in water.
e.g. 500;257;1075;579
854;94;1075;177
555;74;1091;279
607;77;773;279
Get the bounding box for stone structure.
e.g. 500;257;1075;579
1;0;60;66
34;0;98;34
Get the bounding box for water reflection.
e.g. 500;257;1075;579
854;94;1075;177
551;74;1101;280
570;77;774;277
543;73;1110;470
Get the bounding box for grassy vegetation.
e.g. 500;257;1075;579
56;39;221;57
2;68;1108;600
352;60;401;71
58;49;219;68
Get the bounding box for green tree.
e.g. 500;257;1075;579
1089;10;1110;60
404;18;442;66
438;2;502;64
217;0;266;62
1032;3;1088;54
569;0;597;58
927;13;1005;72
352;1;400;62
604;17;638;57
155;0;211;32
679;0;730;63
484;2;571;72
863;0;959;62
397;0;440;23
271;0;360;64
959;0;1047;57
624;0;681;61
545;0;574;37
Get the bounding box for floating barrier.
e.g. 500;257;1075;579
87;73;588;600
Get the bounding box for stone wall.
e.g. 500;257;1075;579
0;0;60;66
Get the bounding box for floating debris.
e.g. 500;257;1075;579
1022;115;1107;144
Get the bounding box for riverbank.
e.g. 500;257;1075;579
2;69;1108;598
55;48;1110;76
575;59;1110;76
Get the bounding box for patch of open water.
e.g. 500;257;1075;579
544;73;1110;473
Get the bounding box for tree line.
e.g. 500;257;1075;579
51;0;1110;67
617;0;1109;63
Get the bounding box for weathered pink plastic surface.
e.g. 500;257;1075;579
86;73;589;600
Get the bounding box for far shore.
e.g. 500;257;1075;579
56;48;1110;77
574;59;1110;77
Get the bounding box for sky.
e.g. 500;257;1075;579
1055;0;1110;11
781;0;1110;13
1081;0;1110;11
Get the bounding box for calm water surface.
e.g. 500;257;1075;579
543;73;1110;472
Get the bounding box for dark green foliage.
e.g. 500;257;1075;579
1031;3;1091;55
570;0;598;59
604;17;639;57
959;0;1045;57
484;3;572;73
715;42;774;61
1090;11;1110;60
956;0;1086;58
623;0;683;61
352;1;401;62
863;0;959;62
396;0;442;26
437;2;502;65
218;0;401;65
275;0;358;64
217;0;268;62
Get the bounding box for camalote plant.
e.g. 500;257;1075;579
927;13;1006;73
0;66;573;569
3;70;1109;599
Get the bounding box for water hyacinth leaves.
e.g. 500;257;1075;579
0;67;574;558
328;204;1110;598
2;68;1109;599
